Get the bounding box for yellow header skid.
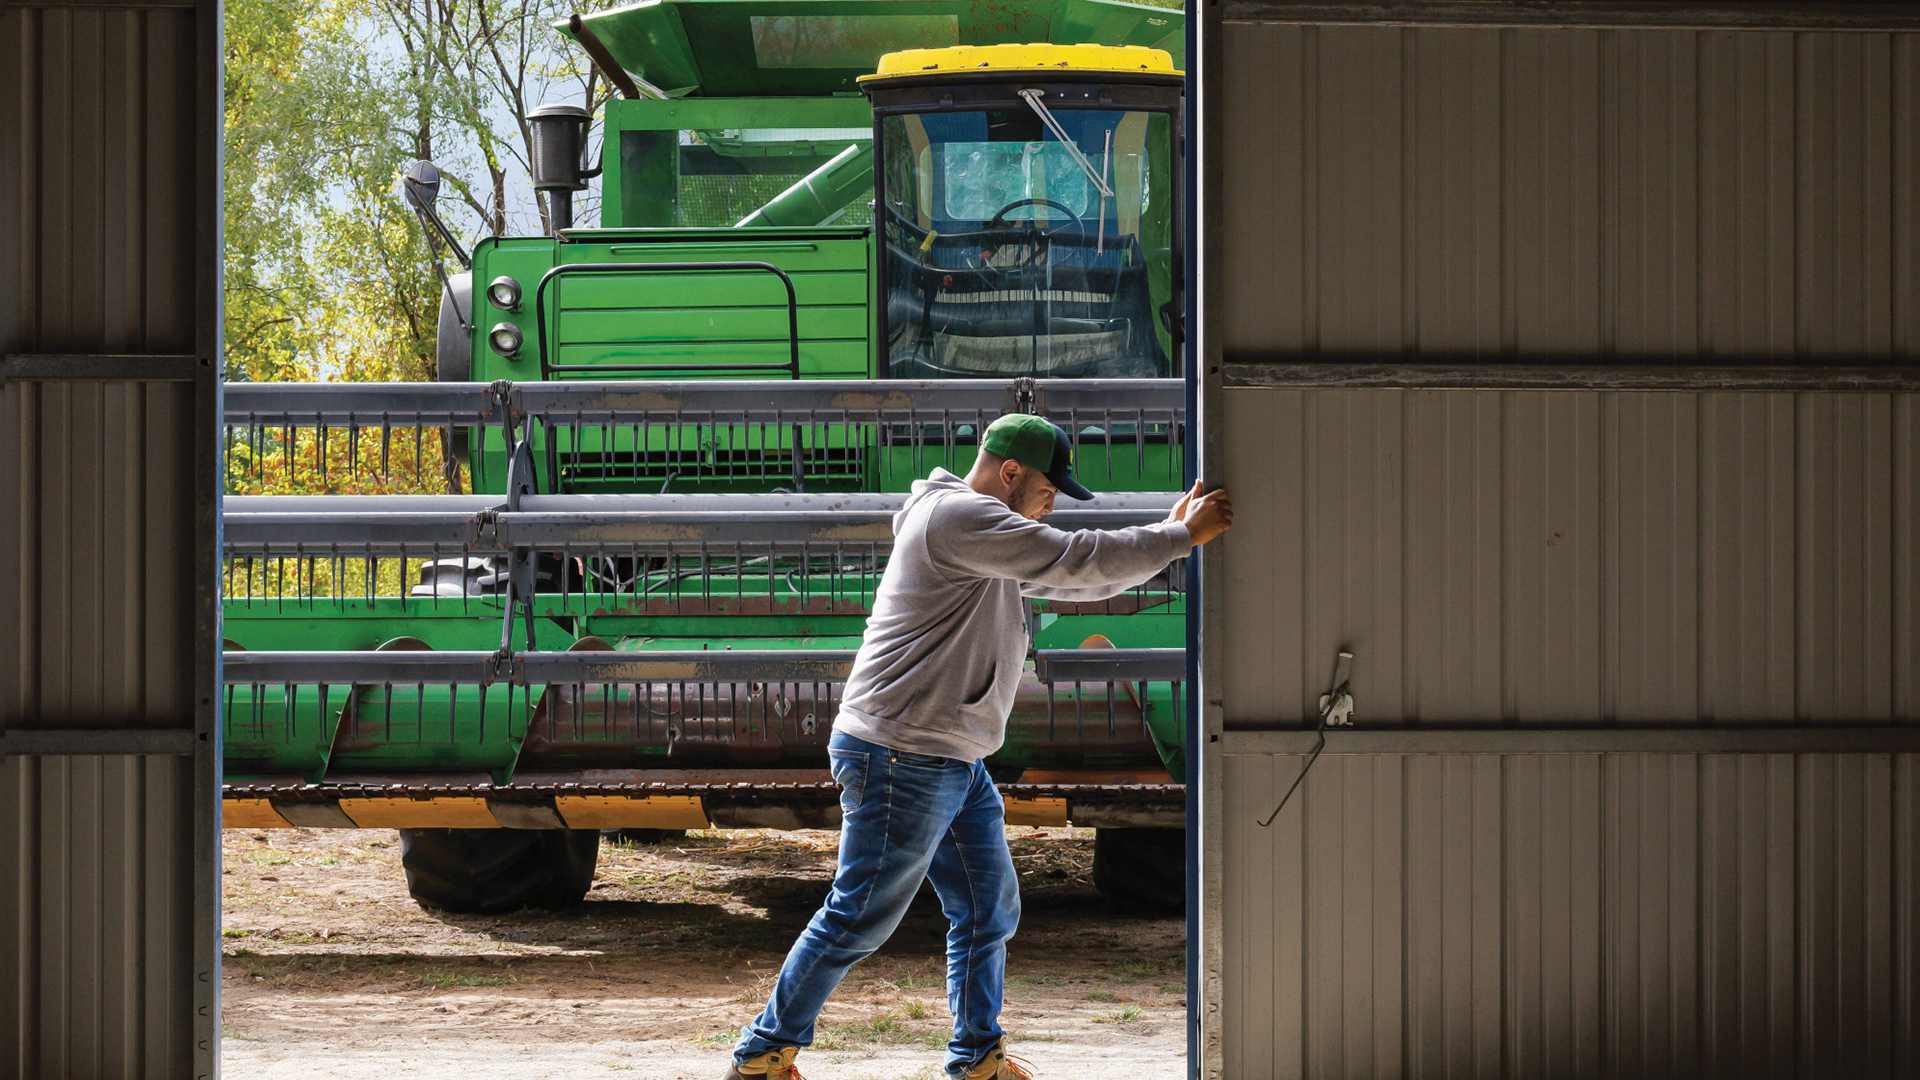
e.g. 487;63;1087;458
858;42;1180;83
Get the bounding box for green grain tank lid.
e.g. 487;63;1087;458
563;0;1184;98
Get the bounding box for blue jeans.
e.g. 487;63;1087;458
735;731;1021;1076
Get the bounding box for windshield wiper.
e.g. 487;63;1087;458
1017;89;1114;199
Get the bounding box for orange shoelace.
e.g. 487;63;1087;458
1001;1053;1038;1079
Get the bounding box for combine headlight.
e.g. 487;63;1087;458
486;275;522;311
489;322;523;358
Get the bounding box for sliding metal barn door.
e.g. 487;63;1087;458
1198;5;1919;1079
2;1;223;1076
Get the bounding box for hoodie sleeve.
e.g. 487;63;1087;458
924;492;1192;601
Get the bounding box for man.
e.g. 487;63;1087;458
728;413;1232;1080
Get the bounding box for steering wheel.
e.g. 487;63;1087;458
987;197;1085;237
982;198;1086;270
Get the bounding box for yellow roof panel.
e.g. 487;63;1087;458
859;42;1180;83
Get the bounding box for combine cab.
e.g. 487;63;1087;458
221;0;1190;913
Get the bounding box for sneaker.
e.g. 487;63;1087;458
723;1047;804;1080
958;1038;1035;1080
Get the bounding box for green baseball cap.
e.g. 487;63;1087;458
980;414;1094;501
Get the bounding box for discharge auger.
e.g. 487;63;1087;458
222;0;1190;913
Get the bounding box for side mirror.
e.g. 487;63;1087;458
400;158;470;271
402;159;443;213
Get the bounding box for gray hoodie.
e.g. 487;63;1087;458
833;468;1191;761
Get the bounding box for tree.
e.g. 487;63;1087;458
224;0;615;503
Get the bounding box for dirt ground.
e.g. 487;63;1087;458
219;826;1187;1079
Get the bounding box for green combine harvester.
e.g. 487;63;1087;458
220;0;1190;913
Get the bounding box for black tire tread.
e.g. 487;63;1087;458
398;828;600;914
1092;826;1185;914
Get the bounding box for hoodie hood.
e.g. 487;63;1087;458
896;468;975;532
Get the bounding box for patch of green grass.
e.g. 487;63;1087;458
1158;981;1185;995
916;1031;950;1053
1093;1006;1144;1025
697;1029;741;1048
221;928;250;939
1008;972;1066;988
603;1064;636;1071
814;1011;919;1050
901;998;930;1020
247;849;293;867
1083;989;1123;1003
1114;958;1169;979
861;1014;902;1037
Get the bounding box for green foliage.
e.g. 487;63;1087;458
226;0;426;388
223;0;621;498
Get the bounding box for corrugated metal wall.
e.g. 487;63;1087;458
1216;387;1919;726
1220;22;1919;363
1217;751;1919;1080
1200;7;1920;1079
0;758;199;1077
1;1;221;1077
2;382;201;726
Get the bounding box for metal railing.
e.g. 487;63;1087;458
221;647;1186;757
220;490;1186;613
219;377;1192;763
222;378;1186;490
533;263;802;379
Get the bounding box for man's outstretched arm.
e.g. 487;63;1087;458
925;481;1234;600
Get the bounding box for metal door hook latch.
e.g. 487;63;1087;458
1256;650;1354;827
1319;689;1354;725
1319;665;1355;727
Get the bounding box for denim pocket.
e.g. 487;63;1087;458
891;749;954;768
828;748;867;810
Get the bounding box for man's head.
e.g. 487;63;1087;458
966;415;1093;520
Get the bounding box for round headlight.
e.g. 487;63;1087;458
487;275;522;311
488;322;523;358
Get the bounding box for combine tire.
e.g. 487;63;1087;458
1092;827;1185;914
398;828;600;914
602;828;687;846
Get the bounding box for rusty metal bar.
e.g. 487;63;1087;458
221;379;1184;427
221;492;1181;555
221;648;1186;689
